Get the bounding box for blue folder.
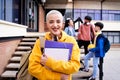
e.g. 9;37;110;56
45;40;73;60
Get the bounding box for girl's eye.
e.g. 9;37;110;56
49;20;61;24
49;20;54;24
57;20;61;23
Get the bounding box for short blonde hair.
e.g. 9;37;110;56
46;10;63;21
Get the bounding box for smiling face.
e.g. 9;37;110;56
46;11;63;36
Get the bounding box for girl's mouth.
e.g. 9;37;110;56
52;28;58;32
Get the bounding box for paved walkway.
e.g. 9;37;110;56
72;48;120;80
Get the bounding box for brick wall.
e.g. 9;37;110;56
0;38;21;75
39;5;46;32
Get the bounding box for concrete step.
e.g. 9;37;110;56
22;38;37;42
19;42;35;46
16;46;31;51
10;56;21;63
25;32;45;37
1;70;17;78
72;69;93;79
6;63;20;70
13;51;28;56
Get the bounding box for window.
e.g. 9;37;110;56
74;9;80;21
74;9;120;21
87;10;95;20
12;0;20;23
81;12;87;20
108;36;113;44
27;0;39;31
5;0;13;22
95;10;101;20
88;13;94;20
64;9;73;20
95;13;101;20
65;9;120;21
109;14;114;21
104;32;120;44
0;0;4;20
114;36;119;43
0;0;20;23
102;13;109;20
114;14;120;21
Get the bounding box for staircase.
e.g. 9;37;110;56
0;33;44;80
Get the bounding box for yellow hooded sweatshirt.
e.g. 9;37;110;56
28;31;80;80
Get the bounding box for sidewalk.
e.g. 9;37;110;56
72;48;120;80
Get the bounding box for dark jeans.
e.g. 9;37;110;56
77;40;90;55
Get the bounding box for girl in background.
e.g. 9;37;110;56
64;18;76;37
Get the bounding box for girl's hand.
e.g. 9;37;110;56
61;74;69;80
40;53;48;66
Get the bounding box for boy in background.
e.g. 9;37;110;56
83;22;104;80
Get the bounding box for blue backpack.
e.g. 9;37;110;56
99;34;111;53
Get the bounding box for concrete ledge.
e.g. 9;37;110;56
0;20;27;38
19;42;35;46
6;63;20;69
16;46;31;51
14;51;28;56
25;32;45;37
22;38;37;42
1;71;17;78
10;57;21;62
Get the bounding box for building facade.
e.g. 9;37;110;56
0;0;120;76
0;0;120;43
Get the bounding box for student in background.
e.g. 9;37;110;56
28;10;80;80
77;16;95;55
64;18;76;37
83;22;104;80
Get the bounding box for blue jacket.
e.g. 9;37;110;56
89;34;105;57
64;27;76;37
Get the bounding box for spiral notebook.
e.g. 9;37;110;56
44;40;73;61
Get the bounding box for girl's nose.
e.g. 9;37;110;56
53;22;57;27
